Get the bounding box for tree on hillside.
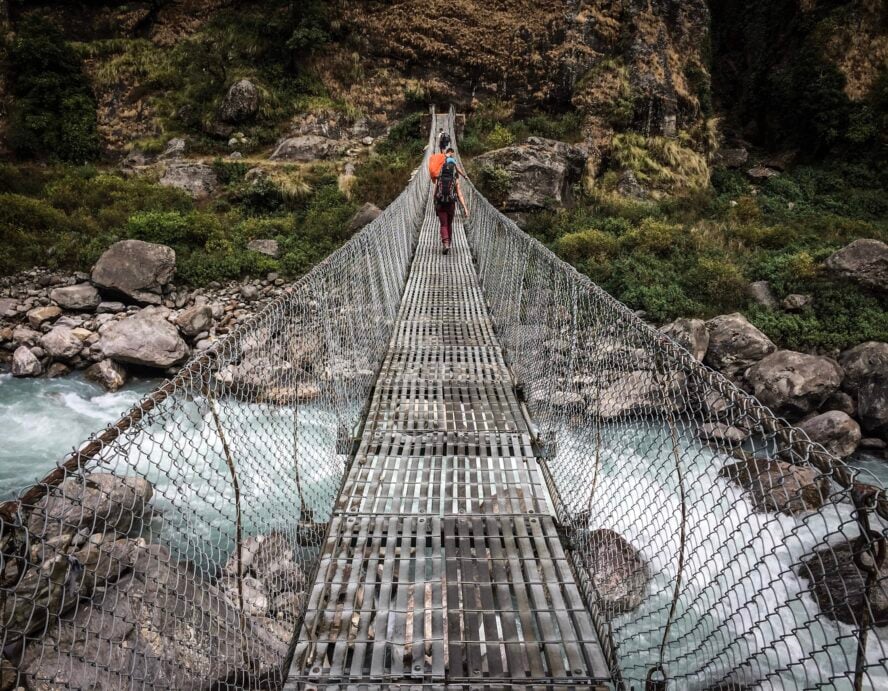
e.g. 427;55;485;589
7;15;99;163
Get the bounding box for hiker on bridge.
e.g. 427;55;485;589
433;148;468;255
438;127;451;153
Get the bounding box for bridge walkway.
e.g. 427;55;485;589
286;126;611;689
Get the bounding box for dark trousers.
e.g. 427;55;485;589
436;202;455;245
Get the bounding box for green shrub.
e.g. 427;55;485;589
555;229;619;264
487;124;515;150
474;163;512;206
7;17;99;163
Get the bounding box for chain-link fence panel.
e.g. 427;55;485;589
461;151;887;689
0;118;436;691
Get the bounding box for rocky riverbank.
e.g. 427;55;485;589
0;239;288;391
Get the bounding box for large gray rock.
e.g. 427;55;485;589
720;459;829;515
100;307;188;368
826;239;888;292
594;369;685;419
247;239;280;258
348;202;382;232
158;137;186;160
11;345;42;377
839;341;888;393
714;147;748;169
798;411;861;458
85;359;128;392
92;240;176;305
746;350;843;420
0;297;18;317
580;529;650;614
219;78;259;123
473;137;587;211
799;539;888;626
40;325;84;360
159;162;218;199
175;304;213;338
659;318;709;361
51;284;101;311
270;135;342;161
704;313;776;377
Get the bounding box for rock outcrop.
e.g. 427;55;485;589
159;162;218;199
270;135;342;161
703;313;776;377
11;345;42;377
40;325;84;360
91;240;176;305
720;459;829;515
100;307;188;368
473;138;587;211
745;350;843;421
247;239;280;258
219;78;259;123
826;239;888;292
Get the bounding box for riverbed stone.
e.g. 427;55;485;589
175;304;213;338
580;529;650;614
798;410;861;458
698;422;749;447
100;307;188;368
92;240;176;305
85;359;128;392
40;325;84;360
159;161;218;199
746;350;843;421
719;459;829;515
51;284;101;311
825;238;888;292
27;304;61;329
219;78;259;123
839;341;888;393
11;345;42;377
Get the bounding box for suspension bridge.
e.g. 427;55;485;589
0;111;885;690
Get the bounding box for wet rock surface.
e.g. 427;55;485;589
579;528;650;614
746;350;843;421
719;459;829;515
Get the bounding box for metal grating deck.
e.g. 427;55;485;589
286;134;611;689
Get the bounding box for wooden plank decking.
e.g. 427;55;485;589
286;136;611;689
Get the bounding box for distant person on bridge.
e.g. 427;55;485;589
438;128;451;153
434;150;468;255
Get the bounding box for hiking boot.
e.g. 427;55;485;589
443;244;450;255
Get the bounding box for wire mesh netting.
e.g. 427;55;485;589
0;125;435;690
460;146;888;688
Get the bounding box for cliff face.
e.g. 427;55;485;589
338;0;712;142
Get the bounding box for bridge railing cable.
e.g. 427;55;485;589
449;109;887;690
0;114;437;690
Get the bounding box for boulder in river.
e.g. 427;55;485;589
719;459;829;515
825;238;888;292
92;240;176;305
704;313;776;377
11;345;42;377
580;528;650;614
798;539;888;627
798;410;861;458
595;369;685;419
51;284;102;311
746;350;843;421
85;359;128;392
857;378;888;437
100;307;188;368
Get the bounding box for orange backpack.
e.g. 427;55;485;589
428;153;446;182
